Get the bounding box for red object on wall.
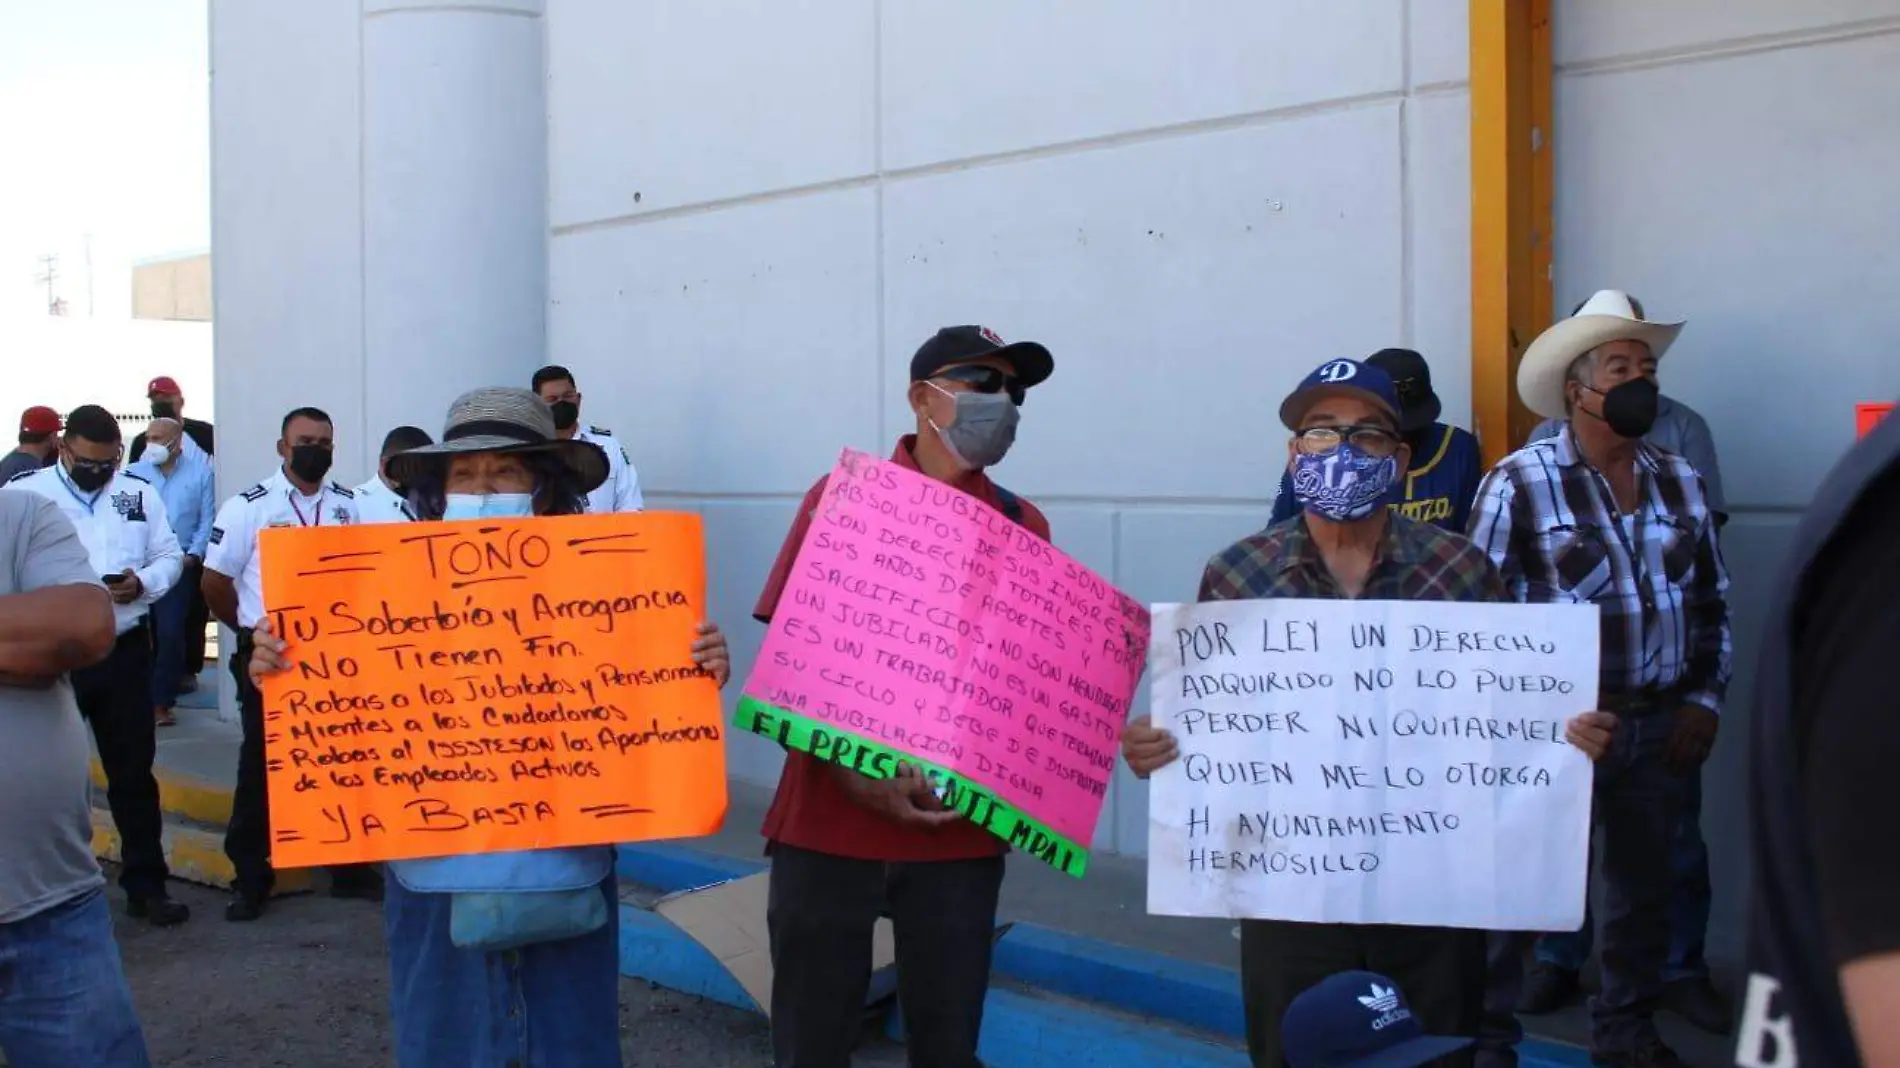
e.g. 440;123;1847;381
1858;402;1895;439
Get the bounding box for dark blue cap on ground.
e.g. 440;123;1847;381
1281;971;1474;1068
1279;358;1404;432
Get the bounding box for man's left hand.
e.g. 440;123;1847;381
110;569;142;604
1665;704;1719;771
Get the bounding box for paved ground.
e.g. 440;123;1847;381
108;877;904;1068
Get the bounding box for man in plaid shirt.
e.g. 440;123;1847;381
1468;292;1733;1068
1121;356;1617;1068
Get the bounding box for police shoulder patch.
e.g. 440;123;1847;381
241;484;269;502
4;468;38;485
589;425;613;437
120;471;151;485
330;482;355;498
208;527;225;545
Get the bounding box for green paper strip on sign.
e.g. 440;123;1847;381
736;696;1091;878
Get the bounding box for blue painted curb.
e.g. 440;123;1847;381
614;841;1593;1068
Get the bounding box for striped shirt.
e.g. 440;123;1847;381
1199;512;1506;606
1466;427;1732;713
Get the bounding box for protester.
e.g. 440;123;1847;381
1528;294;1727;523
530;364;643;513
1736;406;1900;1068
754;325;1054;1068
1467;293;1732;1068
1516;292;1732;1035
129;418;215;728
1119;356;1618;1068
242;386;733;1067
0;491;151;1067
1282;972;1476;1068
0;406;63;484
201;406;380;920
352;424;432;524
1268;348;1484;532
128;375;215;460
3;405;188;927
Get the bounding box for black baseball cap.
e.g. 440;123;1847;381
1282;971;1472;1068
909;326;1054;390
1364;348;1441;432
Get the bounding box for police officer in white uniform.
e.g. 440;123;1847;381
530;364;644;513
202;405;379;921
352;425;432;524
3;404;189;926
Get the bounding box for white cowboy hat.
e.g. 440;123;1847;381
1516;289;1685;420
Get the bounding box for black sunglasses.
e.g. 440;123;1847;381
934;365;1027;406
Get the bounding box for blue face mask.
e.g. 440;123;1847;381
443;493;535;521
1290;443;1399;523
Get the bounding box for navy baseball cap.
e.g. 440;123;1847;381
1279;358;1404;432
1282;972;1473;1068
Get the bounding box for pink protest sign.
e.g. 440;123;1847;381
736;449;1150;877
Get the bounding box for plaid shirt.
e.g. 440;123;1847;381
1466;427;1732;713
1198;512;1507;606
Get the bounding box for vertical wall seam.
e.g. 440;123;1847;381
1399;0;1416;348
872;0;888;448
357;0;371;475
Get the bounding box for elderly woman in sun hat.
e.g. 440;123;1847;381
245;387;731;1067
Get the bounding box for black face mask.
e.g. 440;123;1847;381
151;400;178;420
67;458;115;493
288;444;334;484
549;401;579;431
1583;377;1659;440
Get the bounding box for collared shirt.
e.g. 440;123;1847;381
130;437;216;558
1528;393;1725;517
574;426;644;514
351;476;414;525
0;449;45;485
1268;422;1486;533
1199;512;1505;606
1466;427;1732;712
205;468;359;628
2;466;182;636
753;434;1051;863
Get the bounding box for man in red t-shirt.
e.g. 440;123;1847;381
753;325;1055;1068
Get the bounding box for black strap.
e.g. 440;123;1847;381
994;485;1024;525
445;420;545;446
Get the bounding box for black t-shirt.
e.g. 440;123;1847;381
1791;461;1900;967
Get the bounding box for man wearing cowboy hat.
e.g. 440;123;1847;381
1467;290;1733;1068
1516;294;1732;1037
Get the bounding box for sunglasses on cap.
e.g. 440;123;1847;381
933;364;1028;406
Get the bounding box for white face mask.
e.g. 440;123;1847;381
147;444;173;466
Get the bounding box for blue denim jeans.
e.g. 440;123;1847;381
1534;764;1709;983
148;579;193;710
0;888;152;1068
384;872;622;1068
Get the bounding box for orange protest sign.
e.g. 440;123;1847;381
1858;402;1894;439
257;512;727;868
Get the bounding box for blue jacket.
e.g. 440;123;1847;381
130;437;216;558
1270;422;1485;533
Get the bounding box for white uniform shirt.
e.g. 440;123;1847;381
2;466;182;636
574;425;644;513
205;469;359;629
351;476;414;525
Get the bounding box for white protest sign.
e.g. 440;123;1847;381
1146;598;1598;932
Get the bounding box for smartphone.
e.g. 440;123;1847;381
102;574;128;586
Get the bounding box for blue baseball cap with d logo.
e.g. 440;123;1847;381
1279;358;1404;432
1281;971;1473;1068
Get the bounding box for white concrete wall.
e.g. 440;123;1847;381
545;0;1476;862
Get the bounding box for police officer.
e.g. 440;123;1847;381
530;365;643;512
2;403;188;926
202;405;379;921
352;424;432;524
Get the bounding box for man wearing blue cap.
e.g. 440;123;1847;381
1121;356;1618;1068
1282;971;1474;1068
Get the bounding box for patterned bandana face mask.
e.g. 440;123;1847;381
1290;443;1398;522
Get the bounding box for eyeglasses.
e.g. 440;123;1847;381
1294;424;1402;458
933;365;1027;406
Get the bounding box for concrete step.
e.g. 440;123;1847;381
89;805;312;896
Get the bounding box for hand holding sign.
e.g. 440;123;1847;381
255;512;728;868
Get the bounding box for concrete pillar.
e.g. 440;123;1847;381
209;0;548;721
362;0;548;441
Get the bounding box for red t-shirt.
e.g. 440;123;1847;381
752;436;1052;862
